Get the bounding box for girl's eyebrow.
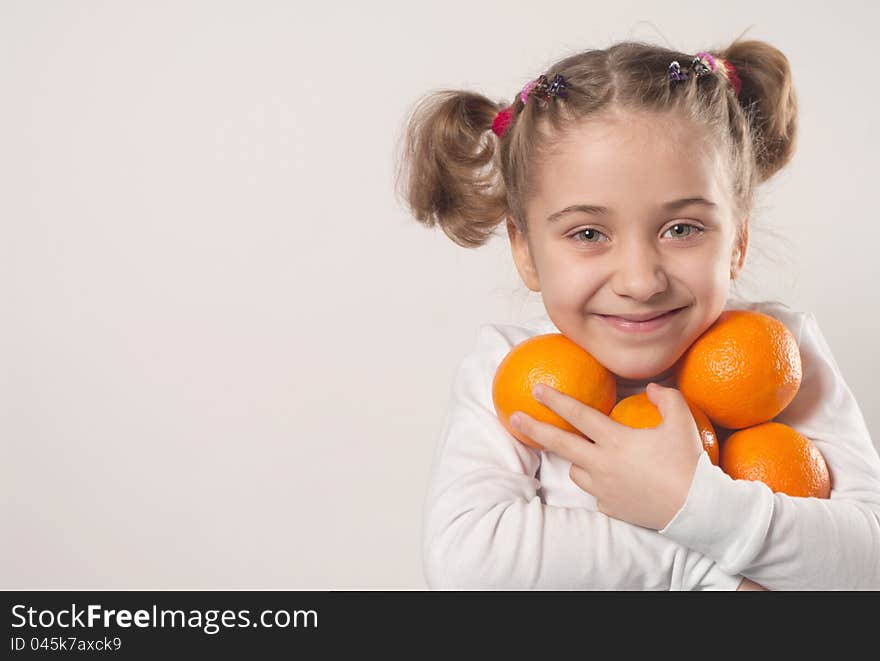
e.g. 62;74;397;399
546;197;717;223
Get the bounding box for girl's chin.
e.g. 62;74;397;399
605;360;678;383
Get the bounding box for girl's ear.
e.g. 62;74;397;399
506;219;541;292
730;217;750;279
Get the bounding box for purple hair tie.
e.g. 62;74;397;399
668;51;720;84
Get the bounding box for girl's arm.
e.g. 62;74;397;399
423;323;742;590
659;312;880;589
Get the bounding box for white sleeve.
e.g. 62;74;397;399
658;312;880;589
422;324;743;590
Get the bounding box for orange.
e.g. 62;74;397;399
493;333;616;451
720;422;831;498
609;392;719;465
675;310;802;429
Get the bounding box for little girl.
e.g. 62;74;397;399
395;37;880;590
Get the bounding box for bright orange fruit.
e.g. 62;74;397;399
493;333;616;451
720;422;831;498
609;392;719;465
675;310;802;429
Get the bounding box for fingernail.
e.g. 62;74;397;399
510;413;522;429
532;384;544;399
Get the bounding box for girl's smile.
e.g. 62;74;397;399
596;305;689;333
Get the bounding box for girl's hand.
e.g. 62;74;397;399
510;382;703;531
737;577;769;591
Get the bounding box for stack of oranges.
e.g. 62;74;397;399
492;311;831;499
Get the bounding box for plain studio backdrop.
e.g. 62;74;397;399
2;0;878;589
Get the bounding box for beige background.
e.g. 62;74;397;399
2;0;877;589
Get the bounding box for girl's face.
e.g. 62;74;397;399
509;111;748;381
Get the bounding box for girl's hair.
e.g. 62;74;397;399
394;36;797;253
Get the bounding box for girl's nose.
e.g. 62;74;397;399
610;244;669;301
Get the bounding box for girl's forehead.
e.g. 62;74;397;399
551;112;714;169
534;114;727;210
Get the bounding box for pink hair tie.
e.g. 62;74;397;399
669;51;741;97
519;79;540;104
492;74;568;138
695;51;717;71
489;78;541;138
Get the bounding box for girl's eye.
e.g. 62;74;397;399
569;223;704;244
662;223;703;239
570;228;608;243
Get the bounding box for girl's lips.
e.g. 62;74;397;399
597;307;686;333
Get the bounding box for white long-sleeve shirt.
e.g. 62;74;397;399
422;297;880;589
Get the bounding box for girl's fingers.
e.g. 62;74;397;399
644;382;689;425
569;463;594;494
510;412;597;466
532;383;620;442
